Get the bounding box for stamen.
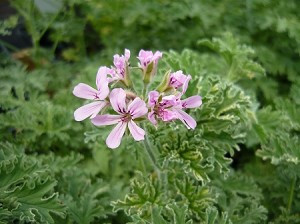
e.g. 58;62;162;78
121;113;132;122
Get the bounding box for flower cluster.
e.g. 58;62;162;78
73;49;202;148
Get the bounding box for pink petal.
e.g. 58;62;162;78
124;49;130;60
128;121;145;141
96;66;108;89
97;86;109;100
138;50;152;60
96;67;110;99
153;51;162;62
148;111;158;125
113;54;124;72
161;95;180;107
106;122;127;149
91;114;121;126
169;70;185;88
182;75;191;94
137;50;154;68
109;88;127;114
160;109;178;121
107;71;119;83
128;97;148;119
175;109;197;129
182;95;202;108
74;101;106;121
148;91;159;107
73;83;98;100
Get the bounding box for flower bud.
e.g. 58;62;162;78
137;50;162;84
113;49;131;86
156;70;171;93
169;70;191;94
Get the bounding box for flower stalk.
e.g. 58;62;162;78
287;176;297;214
142;123;169;192
142;123;161;179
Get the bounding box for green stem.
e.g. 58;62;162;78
138;149;146;174
142;124;161;178
51;38;59;57
143;125;168;192
287;176;296;214
0;39;18;51
142;124;168;192
142;88;146;100
130;66;143;70
40;12;59;39
32;38;39;58
142;82;148;99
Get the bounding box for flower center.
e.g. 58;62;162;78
121;113;132;122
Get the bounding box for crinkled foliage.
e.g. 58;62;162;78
1;0;299;223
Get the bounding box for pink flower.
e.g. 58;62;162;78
137;50;162;69
148;91;202;129
73;66;110;121
148;91;180;125
108;49;130;84
137;50;162;82
91;88;148;149
169;70;191;94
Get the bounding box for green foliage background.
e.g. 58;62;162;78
0;0;299;223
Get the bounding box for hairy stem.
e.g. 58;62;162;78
138;149;146;174
287;176;296;214
0;39;18;51
142;124;161;179
130;66;143;70
142;124;168;192
142;82;148;100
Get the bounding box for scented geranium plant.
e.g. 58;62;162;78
72;49;208;222
1;0;299;222
71;48;270;223
73;49;202;149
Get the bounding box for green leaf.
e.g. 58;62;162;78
0;15;18;36
175;177;214;220
213;172;267;224
198;33;265;82
7;177;65;223
257;133;300;165
63;178;108;224
151;206;167;224
34;0;62;14
0;207;12;224
166;203;193;224
112;172;162;218
205;207;231;224
0;143;66;223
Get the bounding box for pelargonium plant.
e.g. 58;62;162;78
73;49;202;149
